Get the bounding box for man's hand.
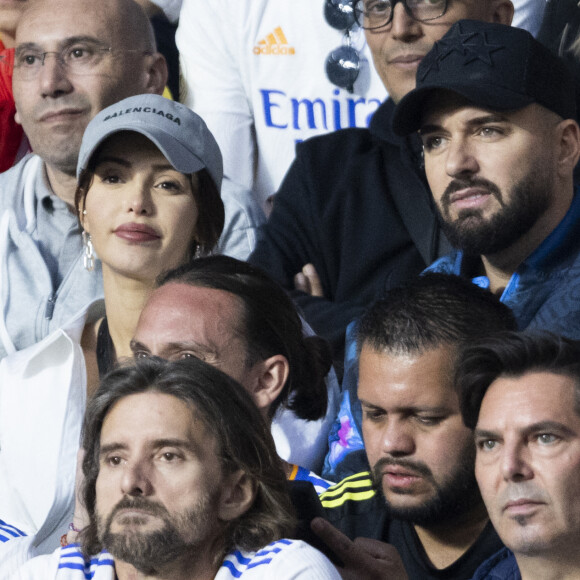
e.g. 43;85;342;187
311;517;408;580
294;263;324;297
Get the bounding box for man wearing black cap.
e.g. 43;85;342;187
393;20;580;338
249;1;515;371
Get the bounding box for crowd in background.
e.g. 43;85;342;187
2;1;580;579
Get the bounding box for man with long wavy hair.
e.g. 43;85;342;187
16;357;340;579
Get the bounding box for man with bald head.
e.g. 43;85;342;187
0;0;167;361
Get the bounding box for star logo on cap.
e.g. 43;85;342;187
419;29;504;80
459;31;503;65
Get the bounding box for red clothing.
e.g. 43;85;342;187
0;41;24;172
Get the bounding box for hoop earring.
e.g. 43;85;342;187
82;230;95;272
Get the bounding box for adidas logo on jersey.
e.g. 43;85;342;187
253;27;295;55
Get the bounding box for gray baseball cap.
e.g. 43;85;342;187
77;94;223;191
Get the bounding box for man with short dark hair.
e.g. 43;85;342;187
132;255;339;475
458;332;580;579
314;274;515;579
15;356;341;579
393;20;580;338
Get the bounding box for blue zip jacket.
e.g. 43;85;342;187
426;188;580;338
472;548;521;580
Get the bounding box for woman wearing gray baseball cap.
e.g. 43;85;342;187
0;93;225;562
74;93;225;392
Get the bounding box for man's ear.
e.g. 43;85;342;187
491;0;515;25
556;119;580;177
250;355;289;413
143;52;169;96
218;470;257;522
14;108;21;126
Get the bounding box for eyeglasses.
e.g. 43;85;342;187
324;0;361;93
354;0;448;30
13;41;150;79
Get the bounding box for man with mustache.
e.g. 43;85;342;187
314;274;516;579
15;356;341;579
249;0;514;368
393;20;580;338
458;332;580;579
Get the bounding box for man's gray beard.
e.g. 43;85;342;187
97;494;215;576
371;439;482;526
438;167;552;256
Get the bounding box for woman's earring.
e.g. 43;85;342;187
82;230;95;272
194;242;202;260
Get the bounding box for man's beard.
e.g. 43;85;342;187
97;494;217;576
371;441;482;526
437;168;552;256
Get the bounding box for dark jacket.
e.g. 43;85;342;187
426;189;580;340
471;548;521;580
319;472;504;580
250;99;448;362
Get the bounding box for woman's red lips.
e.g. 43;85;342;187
114;222;160;243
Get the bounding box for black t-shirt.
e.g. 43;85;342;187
320;472;503;580
387;518;502;580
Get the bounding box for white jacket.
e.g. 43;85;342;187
0;302;101;579
177;0;388;206
14;539;341;579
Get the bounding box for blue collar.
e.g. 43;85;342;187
460;186;580;282
526;186;580;269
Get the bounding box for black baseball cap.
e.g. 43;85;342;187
393;20;577;136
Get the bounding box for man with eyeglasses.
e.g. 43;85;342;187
248;0;515;374
178;0;543;214
177;0;388;212
0;0;168;362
